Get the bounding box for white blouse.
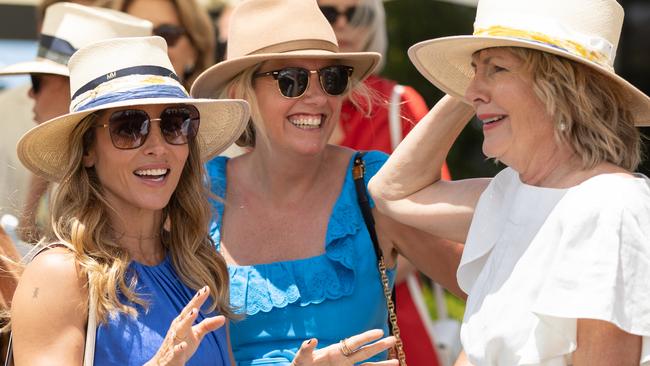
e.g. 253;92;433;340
459;167;650;366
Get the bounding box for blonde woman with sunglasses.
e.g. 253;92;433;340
190;0;466;365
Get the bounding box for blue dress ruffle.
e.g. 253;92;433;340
207;151;394;365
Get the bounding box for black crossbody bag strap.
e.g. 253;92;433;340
352;151;406;365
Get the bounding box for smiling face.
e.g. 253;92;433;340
252;58;345;156
83;104;189;215
465;48;556;168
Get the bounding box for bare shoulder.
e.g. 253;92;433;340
11;246;88;364
325;144;356;171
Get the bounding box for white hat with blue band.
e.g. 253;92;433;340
17;36;250;182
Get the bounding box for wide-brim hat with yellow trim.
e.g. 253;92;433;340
17;36;250;182
408;0;650;126
0;2;153;77
190;0;381;98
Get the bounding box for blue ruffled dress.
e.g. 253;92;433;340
207;151;395;366
94;256;231;366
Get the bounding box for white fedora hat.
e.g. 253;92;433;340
0;2;153;77
17;36;250;182
408;0;650;126
190;0;381;98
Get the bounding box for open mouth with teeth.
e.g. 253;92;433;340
134;168;170;182
288;114;324;130
482;115;507;125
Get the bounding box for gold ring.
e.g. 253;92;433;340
339;338;355;357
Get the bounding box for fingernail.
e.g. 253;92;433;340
307;339;312;345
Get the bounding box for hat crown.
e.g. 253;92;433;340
473;0;623;67
67;37;184;112
226;0;340;60
39;2;152;65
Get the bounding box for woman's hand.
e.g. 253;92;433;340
291;329;398;366
144;286;226;366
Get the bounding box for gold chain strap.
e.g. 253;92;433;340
379;257;407;366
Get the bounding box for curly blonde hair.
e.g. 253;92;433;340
47;113;233;323
507;47;641;171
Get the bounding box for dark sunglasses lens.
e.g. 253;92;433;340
160;105;200;145
320;66;350;96
319;6;339;24
153;24;184;47
108;109;149;149
30;75;41;94
277;68;309;98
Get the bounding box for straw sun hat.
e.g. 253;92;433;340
190;0;381;98
409;0;650;126
0;2;152;77
17;36;250;182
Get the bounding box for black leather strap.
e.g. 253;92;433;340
352;151;397;335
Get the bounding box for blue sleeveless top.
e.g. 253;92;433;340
207;151;395;366
94;255;231;366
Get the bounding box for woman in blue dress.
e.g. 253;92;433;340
190;0;467;365
9;36;249;365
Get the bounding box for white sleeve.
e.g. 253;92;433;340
530;194;650;364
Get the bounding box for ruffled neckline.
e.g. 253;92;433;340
208;154;371;315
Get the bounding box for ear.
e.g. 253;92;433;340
82;148;96;168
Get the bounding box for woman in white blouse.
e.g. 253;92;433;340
368;0;650;365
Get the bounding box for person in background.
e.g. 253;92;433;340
111;0;215;90
370;0;650;364
0;1;152;245
191;0;464;364
317;2;454;363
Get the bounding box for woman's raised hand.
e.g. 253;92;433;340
145;286;226;366
292;329;398;366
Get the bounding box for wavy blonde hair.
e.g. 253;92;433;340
46;113;233;323
506;47;641;171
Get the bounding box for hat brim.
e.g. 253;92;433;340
17;97;249;182
408;35;650;126
0;58;69;77
190;50;381;98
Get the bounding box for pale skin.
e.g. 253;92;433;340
368;48;642;365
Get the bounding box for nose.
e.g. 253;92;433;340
27;86;36;100
302;72;328;105
465;73;489;108
333;12;348;29
141;119;167;156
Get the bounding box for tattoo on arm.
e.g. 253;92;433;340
32;287;39;299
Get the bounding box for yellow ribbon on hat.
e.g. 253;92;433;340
474;25;611;68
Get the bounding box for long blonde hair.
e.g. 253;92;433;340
48;113;233;323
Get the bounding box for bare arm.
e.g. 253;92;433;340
572;319;641;366
11;248;87;366
369;96;487;243
374;208;465;300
